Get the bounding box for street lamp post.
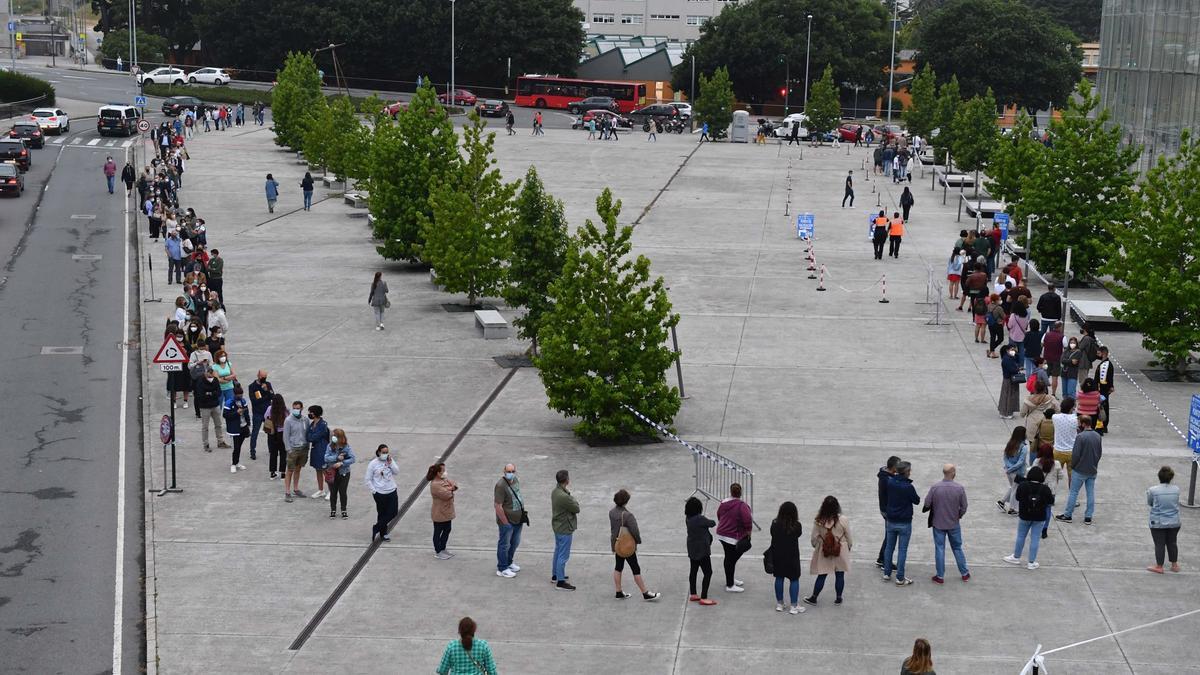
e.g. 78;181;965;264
780;54;789;115
449;0;456;107
803;14;812;110
690;53;695;132
886;0;898;122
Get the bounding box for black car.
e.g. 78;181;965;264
0;162;23;196
566;96;619;114
162;96;207;116
0;139;31;171
475;99;510;117
629;103;681;121
9;122;44;149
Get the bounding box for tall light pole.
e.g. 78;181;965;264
779;54;789;115
886;0;899;122
449;0;455;106
8;0;16;71
803;14;812;111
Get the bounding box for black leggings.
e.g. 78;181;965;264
614;554;641;575
721;540;746;588
372;490;398;539
689;556;713;598
433;520;452;553
267;432;286;474
231;435;244;466
889;235;902;257
329;472;350;512
1151;526;1180;566
988;324;1005;353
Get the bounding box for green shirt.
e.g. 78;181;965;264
207;256;223;279
551;484;580;535
437;638;496;675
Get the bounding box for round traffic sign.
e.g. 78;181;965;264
159;414;173;445
138;119;151;132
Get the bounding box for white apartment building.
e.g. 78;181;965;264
575;0;739;41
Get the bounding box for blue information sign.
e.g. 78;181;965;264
994;212;1010;241
796;213;814;240
7;21;14;32
1189;394;1200;456
134;95;147;107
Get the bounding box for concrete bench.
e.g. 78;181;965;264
366;213;375;229
962;199;1006;220
474;309;510;339
344;192;368;208
322;176;344;189
938;173;977;189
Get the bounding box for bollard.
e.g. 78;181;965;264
816;264;827;291
808;249;818;279
807;246;816;272
875;191;882;207
879;274;890;303
1188;460;1199;508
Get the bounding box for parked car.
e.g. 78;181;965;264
772;113;809;139
566;96;619;115
571;109;633;129
383;100;406;118
437;88;477;106
0;138;31;170
0;162;24;196
837;123;864;142
96;104;141;137
629;103;680;121
872;124;906;144
188;67;231;85
30;107;69;134
668;102;692;119
161;96;207;116
137;66;187;86
9;122;44;148
475;99;509;117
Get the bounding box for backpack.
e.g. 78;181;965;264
820;521;841;558
985;308;997;326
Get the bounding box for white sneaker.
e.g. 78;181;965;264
507;563;521;573
1003;555;1021;565
496;569;516;578
324;491;331;500
734;579;744;587
230;465;237;473
776;603;784;612
725;585;744;593
1027;562;1040;570
311;491;324;499
790;605;805;615
375;325;382;331
236;464;246;471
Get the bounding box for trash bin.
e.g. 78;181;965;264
731;110;750;143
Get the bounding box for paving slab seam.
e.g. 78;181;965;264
1079;568;1137;674
229;194;338;236
631;139;704;226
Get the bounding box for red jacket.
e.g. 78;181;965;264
715;498;753;541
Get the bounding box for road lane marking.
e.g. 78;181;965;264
121;140;133;147
112;142;132;675
40;346;84;355
71;136;84;144
72;254;103;261
87;138;101;146
71;214;97;219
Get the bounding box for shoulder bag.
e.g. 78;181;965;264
614;511;637;558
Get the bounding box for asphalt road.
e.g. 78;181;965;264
0;132;142;672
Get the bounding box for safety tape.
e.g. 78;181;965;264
621;404;748;471
818;269;886;294
1106;353;1187;443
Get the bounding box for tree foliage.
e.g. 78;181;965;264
903;66;938;140
536;189;681;441
272;52;323;149
425;115;518;306
671;0;891;106
1018;80;1140;278
1026;0;1103;42
95;0;198;61
695;67;735;140
504;167;569;352
986;111;1045;209
916;0;1081;111
97;28;168;66
1105;131;1200;374
932;76;960;163
367;82;458;262
805;65;841;138
950;89;997;174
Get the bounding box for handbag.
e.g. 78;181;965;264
1010;371;1027;384
262;417;275;434
323;466;338;484
762;545;775;575
614;512;637;558
734;535;752;555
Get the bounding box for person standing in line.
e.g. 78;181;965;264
901;638;936;675
999;344;1023;419
264;394;288;480
946;249;964;299
324;429;355;519
103;155;118;194
1004;466;1055;570
164;229;184;284
247;370;273;461
428;462;458;559
609;489;662;601
1006;305;1031;365
222;383;251;473
842;170;854;207
685;497;718;606
210;349;236;407
1060;336;1084;399
876;455;900;570
494;463;526;578
264;173;280;213
365;444;400;541
1074;378;1102;424
888;212;905;258
282;400;310;502
804;496;851;605
986;294;1006;359
1077;324;1099;375
436;617;497;675
300;172;314;211
196;367;226;452
1056;415;1102;524
1051;397;1079;485
997;427;1028;513
306;405;330;500
924;464;971;584
715;483;753;594
768;500;805;614
872;211;889;260
882;461;920;586
551;469;580;590
1146;466;1181;574
1022;381;1058;451
1037;284;1063;324
1042;321;1065;396
505;109;515;135
1094;345;1115;435
1023;319;1044;378
369;271;389;330
206;248;225;305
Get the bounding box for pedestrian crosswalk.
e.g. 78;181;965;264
49;136;138;148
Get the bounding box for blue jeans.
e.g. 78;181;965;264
1014;519;1043;562
810;571;844;600
497;522;523;571
106;175;115;193
1063;472;1096;519
552;533;572;580
1062;377;1078;399
774;576;799;605
932;526;969;578
303;189;313;209
883;520;913;580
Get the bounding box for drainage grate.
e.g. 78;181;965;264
40;346;84;355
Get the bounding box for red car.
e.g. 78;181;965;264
872;124;906;144
837;124;863;143
437;88;477;106
383;101;407;118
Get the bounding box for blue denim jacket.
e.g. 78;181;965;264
1147;483;1180;528
1003;442;1028;476
324;443;356;476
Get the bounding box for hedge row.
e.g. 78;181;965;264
142;83;273;107
0;70;56;106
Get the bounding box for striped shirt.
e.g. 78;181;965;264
437;638;497;675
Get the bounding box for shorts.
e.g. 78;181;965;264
1047;361;1062;376
614;553;641;575
286;448;308;470
973;314;985;325
947;274;961;283
1053;450;1072;468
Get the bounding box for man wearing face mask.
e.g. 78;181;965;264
248;370;274;461
282;400;310;502
207;249;225;305
1056;415;1102;525
494;464;527;578
195;367;226;452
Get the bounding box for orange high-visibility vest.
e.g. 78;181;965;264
889;218;905;236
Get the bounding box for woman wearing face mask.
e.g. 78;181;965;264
211;349;236;406
187;340;212;419
206;327;225;355
264;393;288;480
183;320;207;353
206;300;228;336
324;428;356;519
365;445;400;541
999;344;1023;419
1061;338;1083;399
306;405;330;500
173;296;190;325
164;326;192;409
428;463;458;559
222;383;251;473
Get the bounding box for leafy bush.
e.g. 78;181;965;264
97;28;167;66
142;83;271;107
0;70;55;105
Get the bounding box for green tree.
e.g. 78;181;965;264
986;111;1045;211
805;65;841;141
916;0;1081;111
504;167;569;354
950;89;998;198
367;82;458;262
1027;0;1103;42
903;65;938;140
1105;131;1200;375
97;28;168;65
424;114;518;306
323;96;364;182
695;67;735;140
300;96;335;173
1020;80;1141;278
932;76;960;164
272;51;323;149
536;189;681;441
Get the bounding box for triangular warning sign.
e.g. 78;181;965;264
152;334;189;363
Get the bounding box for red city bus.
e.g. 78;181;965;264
515;75;647;113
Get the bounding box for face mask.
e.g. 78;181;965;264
190;327;198;332
291;409;301;417
379;452;389;460
200;286;206;291
219;357;227;364
1069;342;1078;349
504;472;516;481
308;413;315;420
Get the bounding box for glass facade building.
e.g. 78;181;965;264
1098;0;1200;172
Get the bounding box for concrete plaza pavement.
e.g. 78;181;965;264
139;120;1200;674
